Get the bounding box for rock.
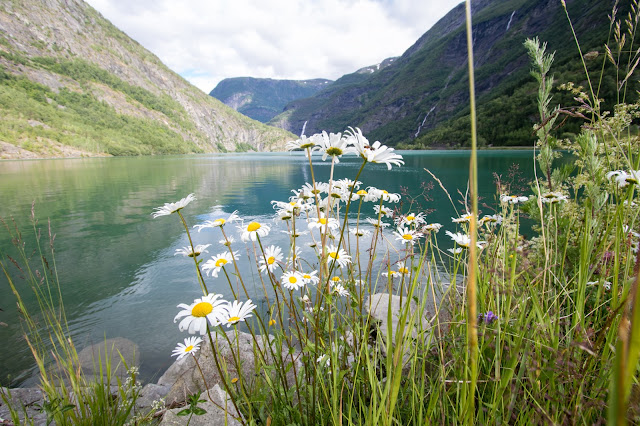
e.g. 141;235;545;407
136;383;170;410
160;384;241;426
0;387;47;425
365;292;452;369
158;331;295;406
76;337;140;382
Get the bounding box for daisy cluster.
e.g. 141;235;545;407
286;127;404;170
170;293;257;359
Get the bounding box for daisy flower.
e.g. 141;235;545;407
351;189;370;201
308;214;339;233
313;131;351;162
239;221;271;242
202;251;239;277
258;245;283;274
152;193;196;218
452;212;474;223
366;217;390;229
286;134;316;151
448;247;464;254
607;170;640;188
334;178;361;191
174;244;211;258
349;227;371;238
326;245;352;268
394;226;423;245
382;270;400;278
367;187;401;203
345;127;404;169
193;210;240;231
423;223;443;232
500;194;528;204
222;300;257;327
445;231;487;249
396;212;426;227
286;246;302;267
332;283;350;297
396;261;410;275
174;293;228;334
540;192;569;204
171;336;203;360
373;205;394;218
282;271;305;290
219;236;235;247
302;270;320;285
479;215;502;226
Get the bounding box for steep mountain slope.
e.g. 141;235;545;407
270;0;627;147
210;77;332;123
0;0;294;158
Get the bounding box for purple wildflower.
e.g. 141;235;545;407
479;311;498;324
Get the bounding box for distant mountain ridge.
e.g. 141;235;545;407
0;0;294;158
210;77;332;123
269;0;627;148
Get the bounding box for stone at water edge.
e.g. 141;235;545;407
365;292;452;368
0;387;47;426
158;331;295;406
76;337;140;381
159;384;241;426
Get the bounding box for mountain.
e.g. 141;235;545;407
270;0;628;148
210;77;332;123
0;0;294;159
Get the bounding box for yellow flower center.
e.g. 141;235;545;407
288;276;298;283
399;267;409;274
328;251;339;259
331;277;340;282
402;234;413;240
185;345;194;352
247;222;261;232
228;316;240;323
327;147;343;156
192;302;213;317
215;218;226;225
231;377;239;383
357;190;367;195
303;274;310;279
290;201;296;206
267;256;275;265
319;218;327;225
215;258;228;267
406;215;415;221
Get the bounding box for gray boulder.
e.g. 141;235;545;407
0;387;47;426
158;331;296;405
160;384;241;426
77;337;140;382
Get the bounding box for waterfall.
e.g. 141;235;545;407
506;11;516;31
300;120;308;137
414;105;437;138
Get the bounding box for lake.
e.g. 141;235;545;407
0;150;539;385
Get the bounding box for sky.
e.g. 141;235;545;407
85;0;463;93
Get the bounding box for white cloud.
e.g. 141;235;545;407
85;0;462;93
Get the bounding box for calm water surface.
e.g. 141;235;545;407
0;150;538;385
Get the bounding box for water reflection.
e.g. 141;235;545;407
0;151;540;385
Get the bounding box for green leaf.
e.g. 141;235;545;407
177;409;191;416
192;407;207;416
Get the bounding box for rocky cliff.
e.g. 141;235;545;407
0;0;294;158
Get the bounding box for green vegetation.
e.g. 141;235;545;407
0;70;201;155
3;2;640;425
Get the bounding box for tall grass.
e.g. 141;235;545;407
2;1;640;424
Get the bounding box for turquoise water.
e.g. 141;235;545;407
0;150;538;385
